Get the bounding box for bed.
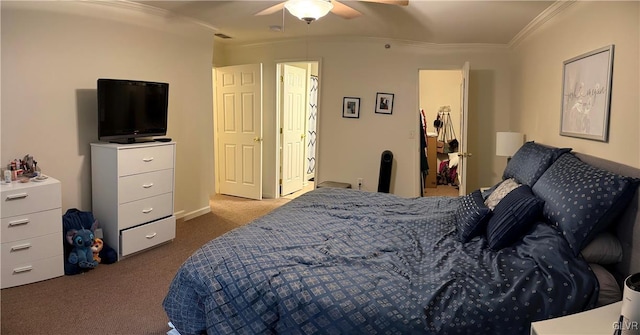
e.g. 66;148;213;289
163;142;640;335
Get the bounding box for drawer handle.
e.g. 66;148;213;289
6;193;28;201
142;208;153;214
11;243;32;251
142;157;154;162
145;232;157;239
13;265;33;274
8;218;30;227
142;183;154;189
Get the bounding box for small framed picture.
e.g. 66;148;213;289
343;97;360;118
375;92;394;115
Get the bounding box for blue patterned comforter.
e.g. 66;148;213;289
163;188;597;335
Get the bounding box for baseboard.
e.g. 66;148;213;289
179;206;211;221
173;210;185;219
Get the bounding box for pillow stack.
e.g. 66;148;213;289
456;178;544;250
456;142;571;250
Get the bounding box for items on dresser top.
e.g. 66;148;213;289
1;177;63;288
91;141;176;260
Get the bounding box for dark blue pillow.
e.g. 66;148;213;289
456;190;492;242
502;141;571;187
532;153;639;255
486;185;544;250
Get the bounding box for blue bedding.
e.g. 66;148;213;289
163;188;598;335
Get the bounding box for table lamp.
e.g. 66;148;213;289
496;132;524;162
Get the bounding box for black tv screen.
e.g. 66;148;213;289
97;79;169;143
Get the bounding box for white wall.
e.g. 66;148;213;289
1;2;216;218
218;38;512;196
511;1;640;168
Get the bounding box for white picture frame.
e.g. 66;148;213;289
560;45;614;142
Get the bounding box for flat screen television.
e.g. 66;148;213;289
97;78;169;143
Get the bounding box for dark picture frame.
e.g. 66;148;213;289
560;45;614;142
375;92;394;115
342;97;360;119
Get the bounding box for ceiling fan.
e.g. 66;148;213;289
255;0;409;24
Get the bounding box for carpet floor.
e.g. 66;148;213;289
0;194;290;335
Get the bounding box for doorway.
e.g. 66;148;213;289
277;61;319;198
213;62;320;200
418;68;466;197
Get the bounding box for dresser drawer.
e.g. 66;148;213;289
1;181;61;218
1;233;62;266
117;193;173;230
120;216;175;257
118;169;174;204
1;254;64;289
118;145;174;176
1;208;61;243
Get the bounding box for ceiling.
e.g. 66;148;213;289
136;0;555;46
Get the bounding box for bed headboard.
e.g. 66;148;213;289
574;152;640;284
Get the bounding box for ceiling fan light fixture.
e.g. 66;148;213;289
284;0;334;23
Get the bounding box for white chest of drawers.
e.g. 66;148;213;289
91;142;176;260
1;177;63;289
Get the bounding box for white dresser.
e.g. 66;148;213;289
91;141;176;260
1;177;63;289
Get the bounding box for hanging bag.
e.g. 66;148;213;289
437;110;456;153
445;114;458;152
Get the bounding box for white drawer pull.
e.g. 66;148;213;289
142;208;153;214
11;243;32;251
145;232;157;239
8;218;30;227
142;183;154;188
6;193;28;201
142;157;154;162
13;265;33;274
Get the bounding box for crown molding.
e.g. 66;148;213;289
221;35;510;53
509;0;576;48
98;0;220;32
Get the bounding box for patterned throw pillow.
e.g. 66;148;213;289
484;178;521;210
502;141;571;187
532;153;639;256
456;190;492;243
486;185;544;250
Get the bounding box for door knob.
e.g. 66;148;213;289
253;137;263;142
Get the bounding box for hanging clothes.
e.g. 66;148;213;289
420;110;429;176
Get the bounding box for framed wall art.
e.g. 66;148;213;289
342;97;360;119
375;92;394;115
560;45;614;142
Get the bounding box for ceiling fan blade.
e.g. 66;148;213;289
331;0;362;19
358;0;409;6
255;2;285;16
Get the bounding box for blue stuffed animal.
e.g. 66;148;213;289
66;223;99;269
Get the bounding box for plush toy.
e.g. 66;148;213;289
66;221;99;269
91;238;103;263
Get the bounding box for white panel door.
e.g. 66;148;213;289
216;64;263;200
458;61;470;195
280;65;307;196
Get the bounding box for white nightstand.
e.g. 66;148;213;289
1;177;63;288
531;301;622;335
